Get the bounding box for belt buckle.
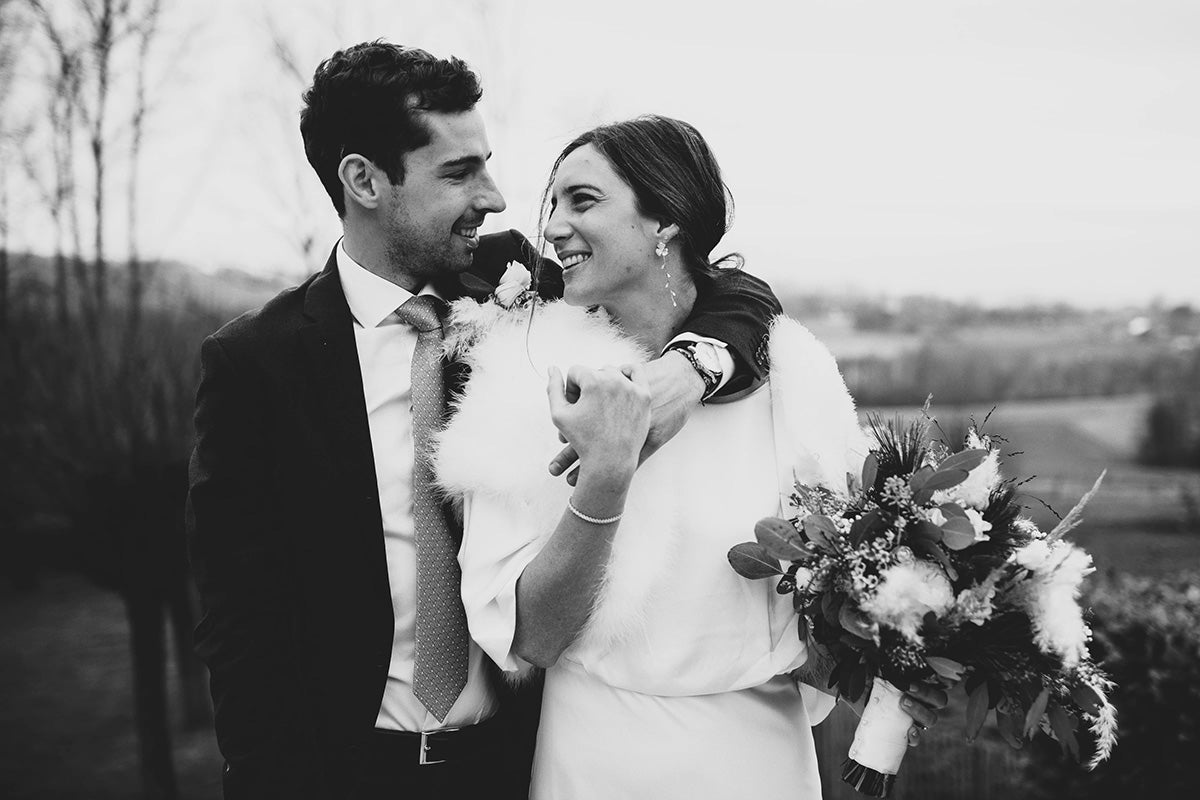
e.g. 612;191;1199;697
418;727;458;766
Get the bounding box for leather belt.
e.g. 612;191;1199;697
367;718;498;767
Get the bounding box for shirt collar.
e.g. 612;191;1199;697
337;240;442;328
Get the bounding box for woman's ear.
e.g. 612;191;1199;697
656;221;681;245
339;153;384;211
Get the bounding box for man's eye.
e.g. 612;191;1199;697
447;171;470;180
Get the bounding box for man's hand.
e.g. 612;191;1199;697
549;351;703;484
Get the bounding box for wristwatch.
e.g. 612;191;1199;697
666;341;724;400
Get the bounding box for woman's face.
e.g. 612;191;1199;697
543;144;662;309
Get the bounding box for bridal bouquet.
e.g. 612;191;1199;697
728;411;1117;797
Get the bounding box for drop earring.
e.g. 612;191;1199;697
656;239;678;308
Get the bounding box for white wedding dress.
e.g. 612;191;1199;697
435;300;867;800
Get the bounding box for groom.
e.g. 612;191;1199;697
186;42;787;799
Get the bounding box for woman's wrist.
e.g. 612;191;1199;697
575;458;637;494
570;466;633;520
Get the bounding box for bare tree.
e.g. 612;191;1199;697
0;0;27;329
15;4;205;799
123;0;161;337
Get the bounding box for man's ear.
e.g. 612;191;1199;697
339;154;385;211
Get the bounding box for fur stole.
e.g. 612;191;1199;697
434;300;864;650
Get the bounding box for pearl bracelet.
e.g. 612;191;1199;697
566;498;623;525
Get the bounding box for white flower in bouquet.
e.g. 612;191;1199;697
932;431;1001;511
1021;542;1095;666
860;560;954;642
1013;538;1053;570
963;507;992;542
952;581;998;626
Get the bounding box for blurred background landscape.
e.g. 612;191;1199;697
1;1;1197;798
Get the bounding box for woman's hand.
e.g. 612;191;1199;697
900;681;949;747
548;352;704;484
547;365;651;484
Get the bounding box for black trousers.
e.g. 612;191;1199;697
345;717;533;800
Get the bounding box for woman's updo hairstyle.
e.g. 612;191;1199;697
543;115;742;276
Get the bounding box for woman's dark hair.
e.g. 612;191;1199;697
300;41;482;216
541;115;742;276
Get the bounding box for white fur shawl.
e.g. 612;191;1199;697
434;299;866;649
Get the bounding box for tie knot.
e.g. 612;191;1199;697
395;295;445;333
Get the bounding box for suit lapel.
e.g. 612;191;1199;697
300;251;381;504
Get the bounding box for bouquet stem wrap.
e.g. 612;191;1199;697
843;678;909;797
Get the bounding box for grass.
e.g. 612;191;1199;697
0;573;221;800
1;393;1196;798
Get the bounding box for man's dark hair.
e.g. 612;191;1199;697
542;115;741;277
300;41;483;216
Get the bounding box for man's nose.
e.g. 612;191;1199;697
476;170;506;214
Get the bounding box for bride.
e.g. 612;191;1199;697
435;115;943;798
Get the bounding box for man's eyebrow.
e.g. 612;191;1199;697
438;152;492;170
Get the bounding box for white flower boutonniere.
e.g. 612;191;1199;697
493;261;532;309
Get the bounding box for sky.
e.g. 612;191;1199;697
7;0;1199;307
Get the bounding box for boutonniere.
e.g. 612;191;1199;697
493;261;534;309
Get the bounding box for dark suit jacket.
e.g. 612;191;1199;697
186;230;782;797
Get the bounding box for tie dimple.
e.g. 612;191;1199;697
395;295;468;722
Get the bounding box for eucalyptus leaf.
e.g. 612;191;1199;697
909;520;945;544
754;517;810;561
965;681;991;742
822;592;843;627
996;706;1025;749
938;448;989;474
925;656;965;682
803;515;840;552
1071;683;1104;716
940;517;977;551
1025;687;1051;739
727;543;782;579
938;503;969;520
847;662;868;703
909;465;936;493
827;655;848;691
861;452;879;492
839;603;877;642
849;510;883;546
919;468;970;493
1048;704;1081;761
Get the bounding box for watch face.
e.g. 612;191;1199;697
691;343;723;374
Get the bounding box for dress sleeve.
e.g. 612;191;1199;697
458;492;545;675
799;683;838;726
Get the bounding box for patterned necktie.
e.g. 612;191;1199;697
394;294;468;722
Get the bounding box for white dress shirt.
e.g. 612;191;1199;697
336;242;498;732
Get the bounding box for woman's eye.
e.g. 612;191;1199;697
572;194;596;208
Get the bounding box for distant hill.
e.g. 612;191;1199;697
6;252;292;317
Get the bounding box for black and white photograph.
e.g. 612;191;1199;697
0;1;1197;798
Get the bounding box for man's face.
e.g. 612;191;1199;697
382;108;505;280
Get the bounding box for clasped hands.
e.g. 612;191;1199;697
547;350;702;483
